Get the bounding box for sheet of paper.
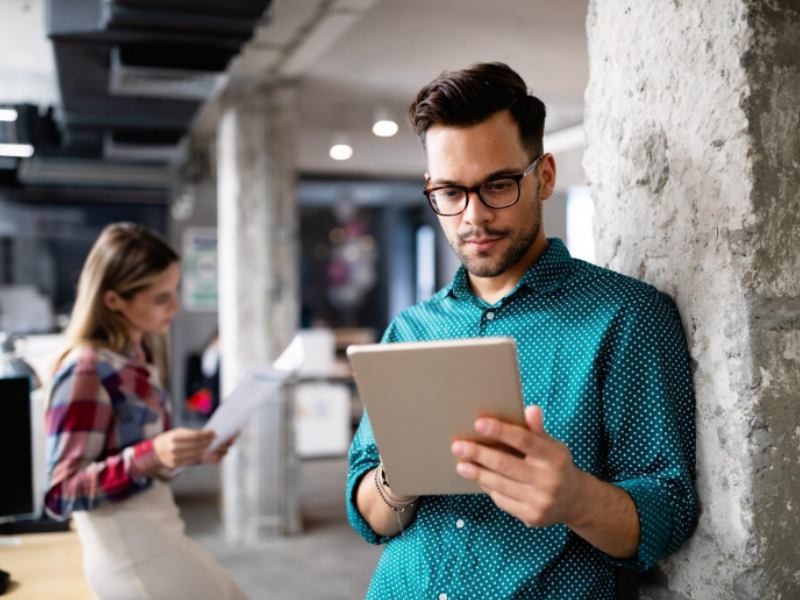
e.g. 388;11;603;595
203;363;292;452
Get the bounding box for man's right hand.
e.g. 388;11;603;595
153;428;216;469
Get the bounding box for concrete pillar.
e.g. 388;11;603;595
216;82;300;543
584;1;800;597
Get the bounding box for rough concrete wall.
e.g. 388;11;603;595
743;2;800;596
584;0;800;598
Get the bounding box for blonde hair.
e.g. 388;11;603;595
56;222;179;383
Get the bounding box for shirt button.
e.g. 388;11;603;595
456;518;465;529
439;594;448;600
485;311;495;320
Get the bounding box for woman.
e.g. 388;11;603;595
44;223;246;600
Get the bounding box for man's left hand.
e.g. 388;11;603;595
451;405;587;528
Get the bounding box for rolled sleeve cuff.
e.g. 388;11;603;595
346;462;394;546
608;478;673;572
128;439;162;480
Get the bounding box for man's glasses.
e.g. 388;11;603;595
423;155;542;216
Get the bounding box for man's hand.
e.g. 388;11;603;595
153;428;216;469
451;404;640;558
451;405;585;528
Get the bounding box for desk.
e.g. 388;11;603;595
0;530;91;599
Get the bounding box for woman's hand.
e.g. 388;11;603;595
202;434;239;465
153;428;216;469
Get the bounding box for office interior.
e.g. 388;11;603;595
0;1;593;597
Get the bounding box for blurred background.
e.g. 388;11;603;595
0;0;592;597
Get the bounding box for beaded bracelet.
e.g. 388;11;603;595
373;465;419;535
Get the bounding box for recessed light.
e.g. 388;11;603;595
372;119;398;137
329;143;353;161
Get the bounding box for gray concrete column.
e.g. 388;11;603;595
217;82;300;543
585;1;800;597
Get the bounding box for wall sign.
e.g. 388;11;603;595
182;227;218;311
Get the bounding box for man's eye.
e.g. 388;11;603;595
434;187;462;199
485;179;514;192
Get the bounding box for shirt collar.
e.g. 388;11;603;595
123;341;150;365
446;238;575;300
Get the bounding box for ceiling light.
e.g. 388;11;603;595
0;109;18;122
372;108;399;138
372;119;398;138
329;143;353;161
0;143;34;158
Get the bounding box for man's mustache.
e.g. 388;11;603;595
457;228;510;243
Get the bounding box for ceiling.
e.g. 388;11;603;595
0;0;589;190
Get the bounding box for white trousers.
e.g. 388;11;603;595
72;480;247;600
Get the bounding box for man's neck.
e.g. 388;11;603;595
468;234;549;305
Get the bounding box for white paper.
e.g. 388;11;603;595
200;334;314;454
203;363;292;453
273;334;306;372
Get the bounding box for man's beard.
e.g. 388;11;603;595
448;194;542;278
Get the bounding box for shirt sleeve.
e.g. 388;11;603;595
345;318;405;545
601;288;698;572
44;353;163;520
345;413;393;545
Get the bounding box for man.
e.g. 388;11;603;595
347;62;697;599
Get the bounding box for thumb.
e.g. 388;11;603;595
525;405;546;435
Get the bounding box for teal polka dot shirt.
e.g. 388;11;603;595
346;239;698;599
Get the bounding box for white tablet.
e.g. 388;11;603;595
347;337;525;495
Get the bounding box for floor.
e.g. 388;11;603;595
172;458;381;600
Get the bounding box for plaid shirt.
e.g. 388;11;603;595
44;345;171;519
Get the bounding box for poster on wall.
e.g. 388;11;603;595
182;227;218;311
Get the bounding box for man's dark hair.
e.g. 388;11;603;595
408;62;546;158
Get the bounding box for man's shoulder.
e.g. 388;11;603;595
397;285;451;317
383;287;453;342
568;259;675;314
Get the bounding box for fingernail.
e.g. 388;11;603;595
475;419;490;434
452;441;468;457
456;462;476;478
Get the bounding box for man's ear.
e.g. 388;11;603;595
104;290;123;312
538;154;557;201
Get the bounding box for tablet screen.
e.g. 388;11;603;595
348;337;525;495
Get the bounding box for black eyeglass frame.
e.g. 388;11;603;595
423;155;543;216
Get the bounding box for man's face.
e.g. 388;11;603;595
425;110;552;279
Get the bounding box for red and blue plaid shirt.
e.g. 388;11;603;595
44;345;171;519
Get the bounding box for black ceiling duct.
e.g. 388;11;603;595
39;0;273;180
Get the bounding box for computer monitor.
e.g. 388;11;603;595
0;377;35;521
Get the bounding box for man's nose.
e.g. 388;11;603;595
462;190;494;226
